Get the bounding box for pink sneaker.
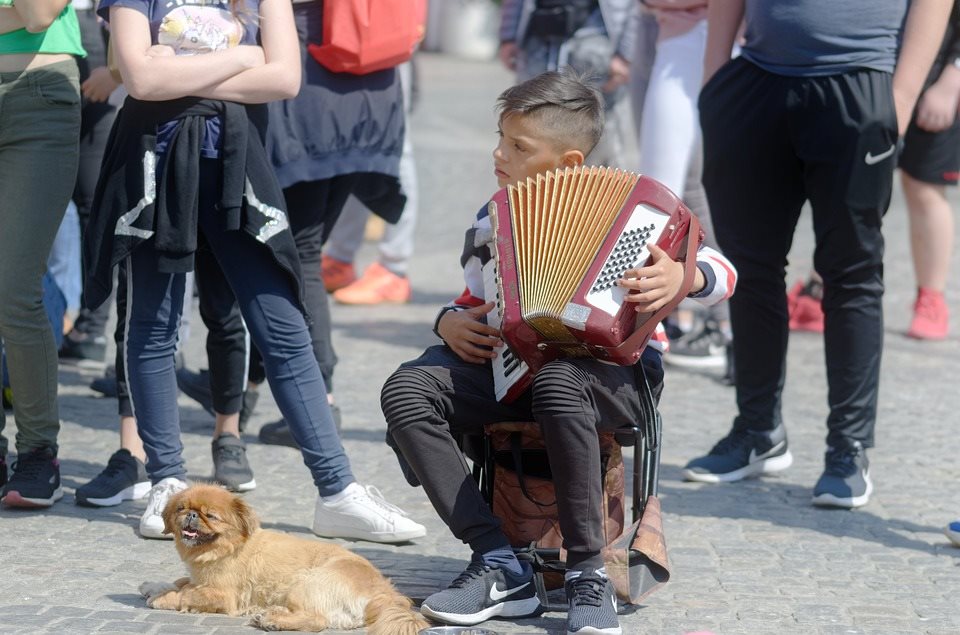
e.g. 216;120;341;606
333;262;412;305
321;255;357;292
907;288;948;340
787;280;825;333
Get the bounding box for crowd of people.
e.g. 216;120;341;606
0;1;958;634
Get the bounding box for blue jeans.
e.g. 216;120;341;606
124;159;353;493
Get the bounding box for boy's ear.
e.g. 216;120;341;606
561;149;585;168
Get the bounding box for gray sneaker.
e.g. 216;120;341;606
211;434;256;492
812;442;872;508
420;555;540;625
565;571;621;635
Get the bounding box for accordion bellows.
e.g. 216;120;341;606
485;166;701;402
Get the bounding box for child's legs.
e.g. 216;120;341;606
195;200;352;496
0;61;81;456
123;250;188;483
382;345;532;552
638;22;706;197
531;358;651;570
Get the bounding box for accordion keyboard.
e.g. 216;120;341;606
482;260;530;402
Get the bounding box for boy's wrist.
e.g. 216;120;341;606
433;306;465;340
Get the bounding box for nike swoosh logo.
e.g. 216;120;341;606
749;440;786;463
864;144;895;165
490;581;530;602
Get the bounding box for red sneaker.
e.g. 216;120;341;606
907;288;949;340
333;262;411;305
321;255;357;292
787;280;825;333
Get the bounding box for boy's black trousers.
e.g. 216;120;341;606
699;57;896;450
382;345;663;569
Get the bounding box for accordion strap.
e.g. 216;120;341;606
613;213;702;359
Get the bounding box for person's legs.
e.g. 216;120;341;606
798;70;896;508
898;115;958;340
0;61;80;508
684;59;804;483
637;22;706;197
382;345;540;625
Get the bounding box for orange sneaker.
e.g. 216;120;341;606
787;280;825;333
907;288;948;340
321;255;357;292
333;262;412;305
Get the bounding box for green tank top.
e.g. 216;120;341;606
0;5;85;56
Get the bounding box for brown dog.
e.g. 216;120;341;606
138;484;430;634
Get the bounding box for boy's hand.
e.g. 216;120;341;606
437;302;503;364
618;245;684;313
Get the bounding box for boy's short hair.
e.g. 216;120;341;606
496;69;604;156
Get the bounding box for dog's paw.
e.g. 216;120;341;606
139;581;175;600
249;613;277;631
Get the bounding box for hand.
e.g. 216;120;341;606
81;66;120;102
914;79;960;132
498;41;519;72
603;54;630;93
618;245;684;313
437;302;503;364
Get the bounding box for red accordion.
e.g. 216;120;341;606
484;166;702;402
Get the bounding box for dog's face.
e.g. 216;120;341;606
162;485;259;561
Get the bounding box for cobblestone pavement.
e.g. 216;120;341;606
1;53;959;635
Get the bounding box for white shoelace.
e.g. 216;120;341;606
356;484;410;518
144;479;184;517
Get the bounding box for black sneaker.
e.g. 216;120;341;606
238;389;259;433
211;434;256;492
176;367;214;415
76;449;151;507
90;365;119;398
683;423;793;483
1;447;63;508
664;322;728;369
59;333;107;365
420;555;540;625
258;405;342;448
812;442;872;508
565;571;621;635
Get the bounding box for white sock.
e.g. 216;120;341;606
322;481;362;503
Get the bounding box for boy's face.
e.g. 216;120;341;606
493;113;581;188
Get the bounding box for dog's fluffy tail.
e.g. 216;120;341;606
364;587;430;635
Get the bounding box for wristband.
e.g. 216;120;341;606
433;305;465;340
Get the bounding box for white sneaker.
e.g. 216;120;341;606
139;477;188;539
312;482;426;543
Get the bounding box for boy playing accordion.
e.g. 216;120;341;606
382;70;736;635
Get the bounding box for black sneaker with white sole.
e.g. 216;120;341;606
565;571;621;635
76;449;151;507
683;423;793;483
420;555;541;625
211;434;256;492
1;446;63;508
812;442;872;508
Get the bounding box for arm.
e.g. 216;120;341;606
618;243;736;312
893;0;953;135
193;0;300;103
702;0;742;86
110;6;264;101
497;0;524;71
13;0;69;33
914;5;960;132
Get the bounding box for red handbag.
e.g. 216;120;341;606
307;0;427;75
